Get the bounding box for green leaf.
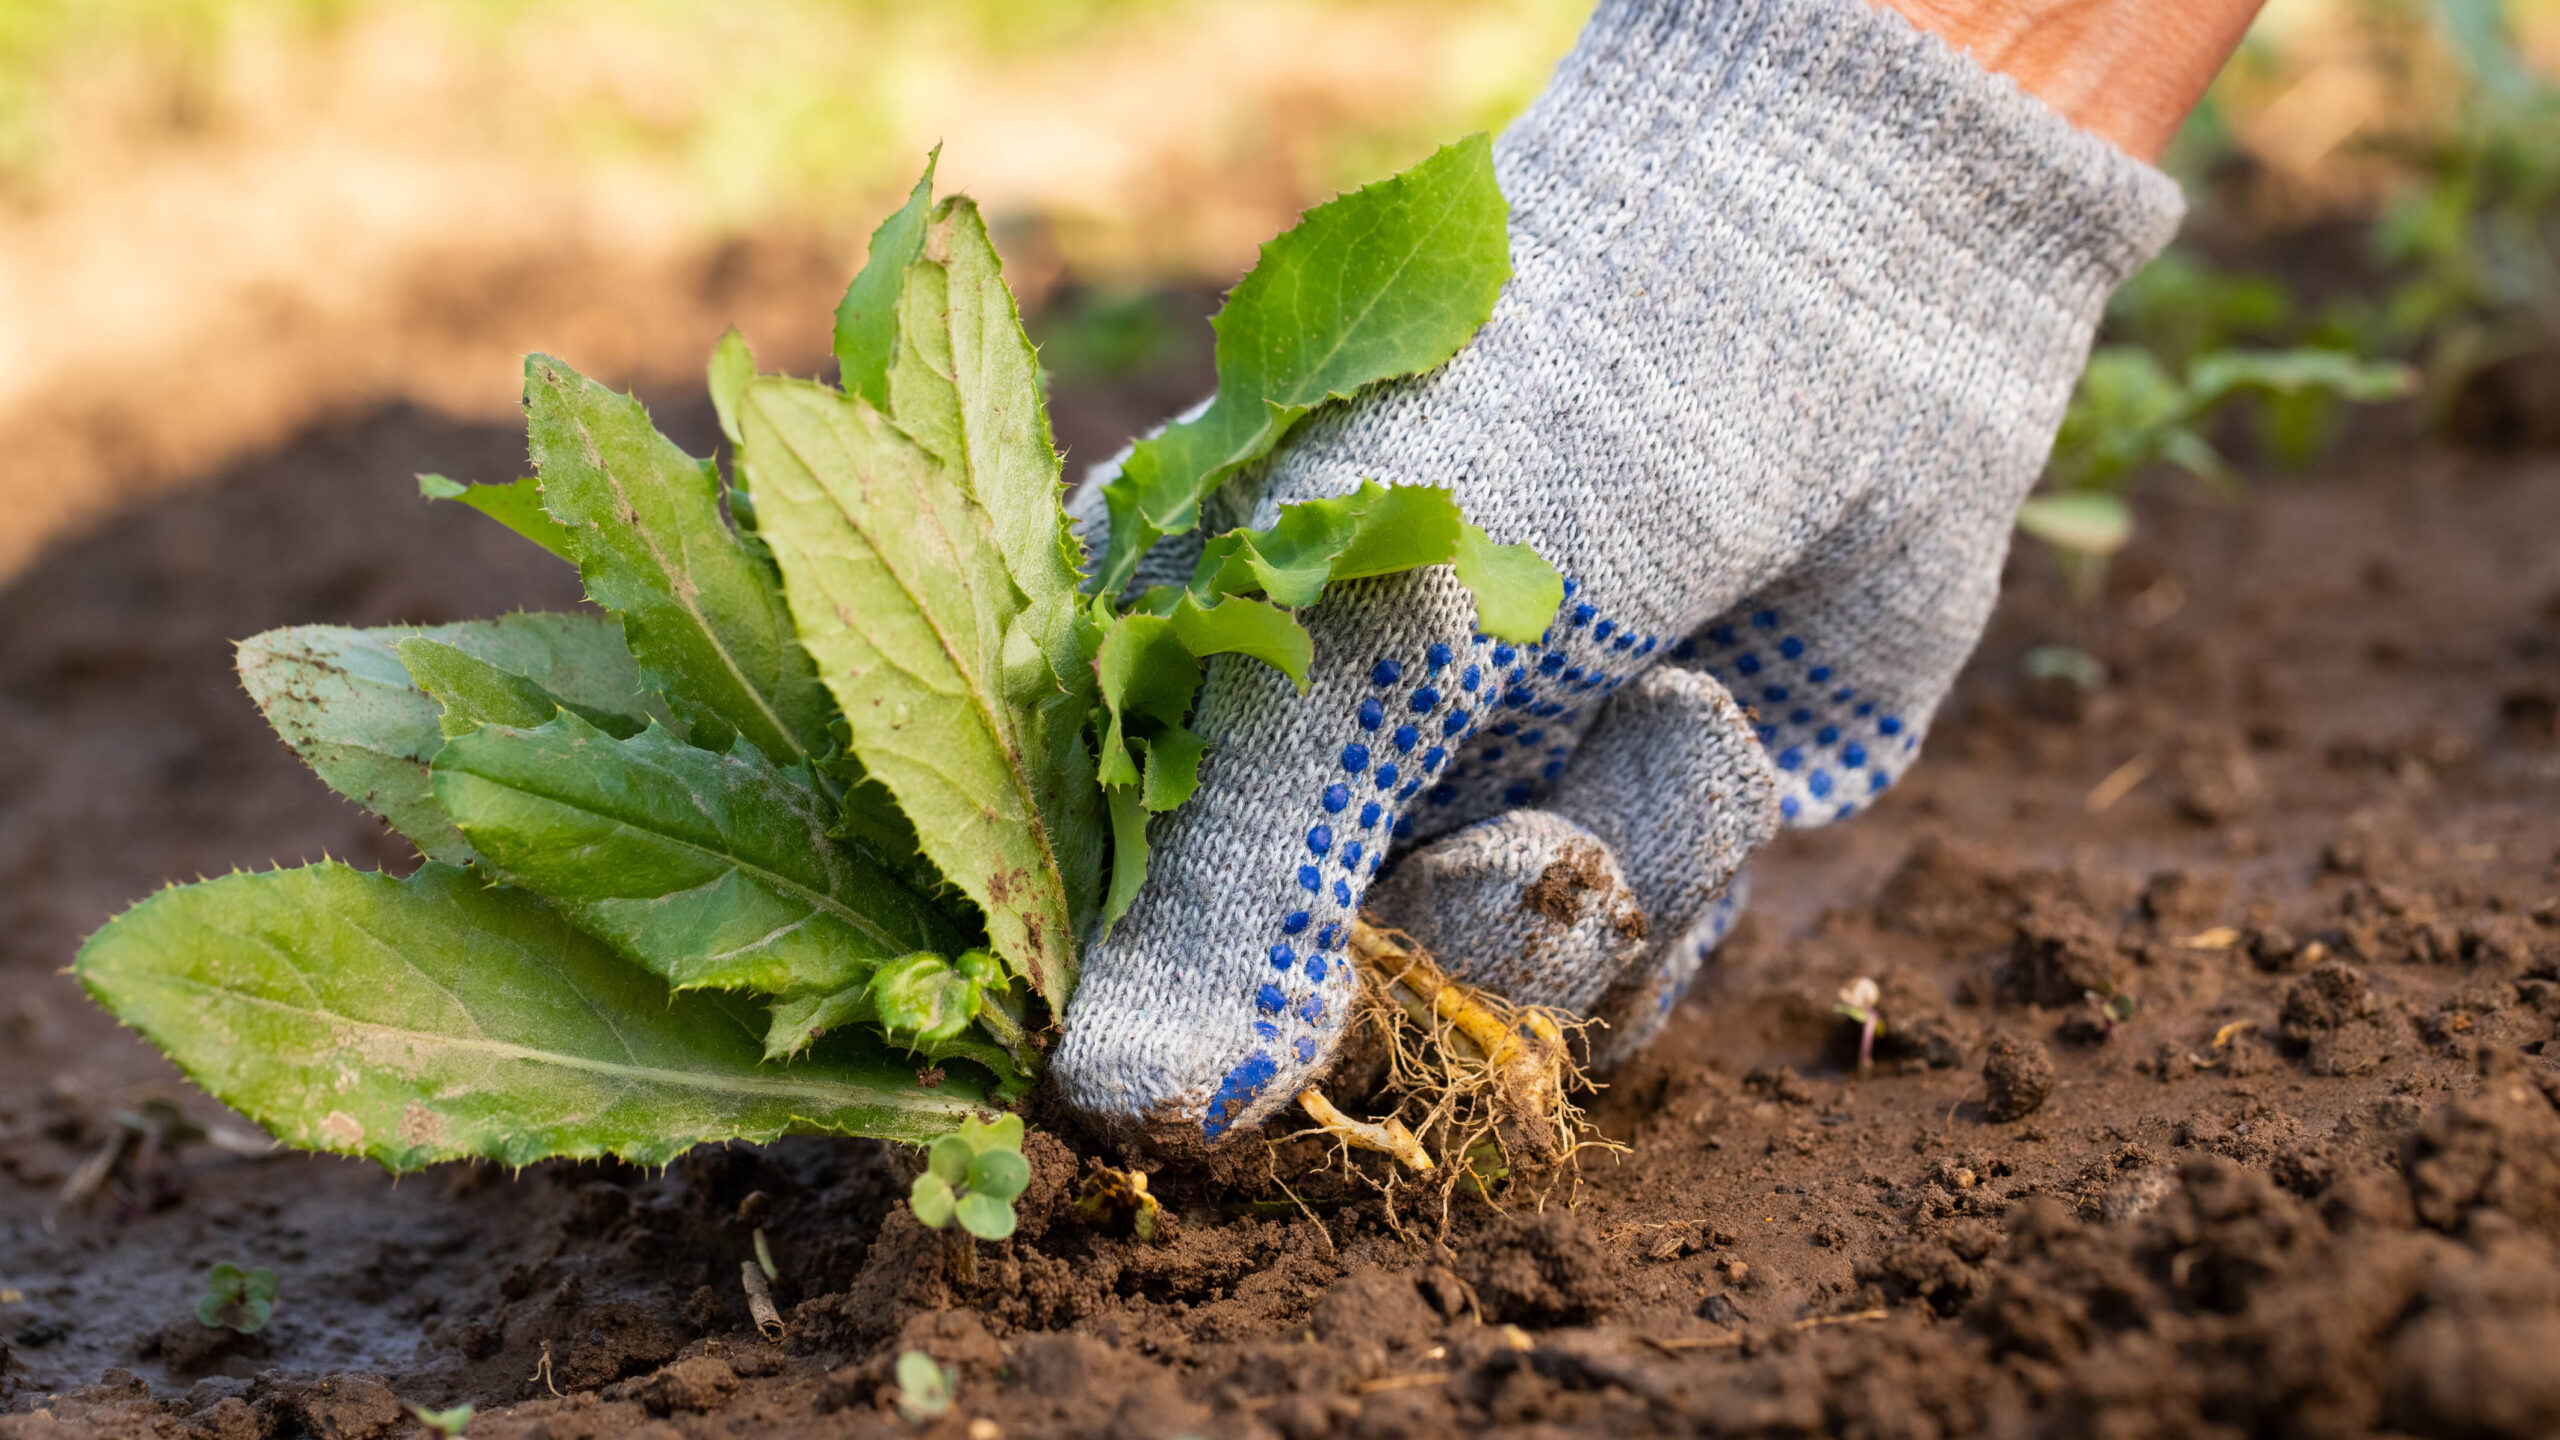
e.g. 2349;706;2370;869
744;374;1084;1012
954;1192;1017;1241
2015;493;2134;556
1192;481;1462;607
2186;348;2417;405
74;863;988;1169
927;1133;975;1186
893;1351;955;1419
418;474;576;563
432;713;968;996
237;615;665;865
1094;613;1201;784
397;637;647;740
958;1111;1024;1154
408;1403;475;1438
1102;785;1152;931
524;353;828;764
1140;726;1208;813
1168;594;1314;688
760;983;1025;1096
709;328;755;449
866;952;985;1047
1451;523;1565;644
880;191;1106;947
835;152;938;411
1093;133;1511;594
908;1172;956;1229
886;193;1085;613
966;1146;1030;1203
1186;482;1555;647
197;1263;269;1333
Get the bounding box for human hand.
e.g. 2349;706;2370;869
1050;0;2188;1147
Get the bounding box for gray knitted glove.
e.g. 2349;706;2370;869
1052;0;2184;1144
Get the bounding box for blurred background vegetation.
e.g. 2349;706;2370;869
0;0;2552;583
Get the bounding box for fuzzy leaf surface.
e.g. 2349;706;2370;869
1093;134;1510;593
237;615;662;864
397;638;646;740
884;194;1105;944
432;714;967;996
75;863;987;1169
744;375;1082;1011
525;354;828;762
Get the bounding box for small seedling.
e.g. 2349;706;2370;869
908;1113;1031;1242
194;1263;276;1335
1835;977;1884;1071
2083;988;2139;1041
892;1349;954;1420
407;1402;474;1437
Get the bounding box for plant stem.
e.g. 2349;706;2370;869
976;1002;1038;1074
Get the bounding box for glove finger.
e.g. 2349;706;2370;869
1365;663;1774;1064
1364;808;1650;1018
1547;664;1778;943
1585;871;1749;1072
1660;462;2023;831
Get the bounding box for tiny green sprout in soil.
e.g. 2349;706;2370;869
408;1402;474;1437
894;1350;956;1420
909;1113;1031;1242
195;1263;276;1335
1835;977;1883;1071
69;134;1556;1175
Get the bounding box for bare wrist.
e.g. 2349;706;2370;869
1868;0;2262;160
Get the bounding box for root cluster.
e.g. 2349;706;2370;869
1286;919;1621;1244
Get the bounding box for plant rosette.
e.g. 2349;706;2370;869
71;136;1553;1172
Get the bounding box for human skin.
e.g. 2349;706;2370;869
1871;0;2267;158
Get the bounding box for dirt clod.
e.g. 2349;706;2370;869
1981;1035;2056;1122
290;1373;404;1440
1462;1211;1615;1327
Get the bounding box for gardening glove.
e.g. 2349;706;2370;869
1051;0;2184;1147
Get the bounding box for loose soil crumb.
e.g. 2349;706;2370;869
1979;1035;2056;1122
1;386;2557;1437
1520;841;1616;928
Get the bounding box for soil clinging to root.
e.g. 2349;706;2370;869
1;393;2558;1438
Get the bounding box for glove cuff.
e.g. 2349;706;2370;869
1507;0;2186;326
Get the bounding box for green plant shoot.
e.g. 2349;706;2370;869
197;1263;277;1335
74;139;1556;1175
908;1113;1032;1241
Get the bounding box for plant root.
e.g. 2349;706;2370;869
1287;919;1621;1246
1297;1087;1433;1170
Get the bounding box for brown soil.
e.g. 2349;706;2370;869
2;369;2557;1436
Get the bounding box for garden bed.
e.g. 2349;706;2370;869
1;382;2556;1438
